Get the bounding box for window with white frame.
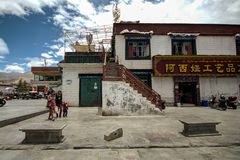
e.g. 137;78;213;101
172;39;196;56
169;34;197;56
126;38;150;59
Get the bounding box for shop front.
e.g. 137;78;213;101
153;55;240;106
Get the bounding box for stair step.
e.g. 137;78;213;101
106;63;118;66
108;58;115;63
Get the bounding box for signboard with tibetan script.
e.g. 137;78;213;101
153;55;240;77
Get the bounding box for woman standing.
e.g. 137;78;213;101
56;90;62;118
47;91;54;120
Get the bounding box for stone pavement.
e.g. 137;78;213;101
0;105;240;159
0;99;48;127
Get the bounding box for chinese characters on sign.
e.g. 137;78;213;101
153;56;240;76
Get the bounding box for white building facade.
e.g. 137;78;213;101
59;23;240;110
113;23;240;106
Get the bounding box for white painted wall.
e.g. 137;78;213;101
115;35;237;69
200;77;240;100
115;35;171;69
59;63;103;107
62;68;80;107
115;34;238;105
152;77;174;103
197;36;236;55
151;35;172;56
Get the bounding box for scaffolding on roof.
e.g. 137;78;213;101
64;25;113;53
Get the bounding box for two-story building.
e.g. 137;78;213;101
113;22;240;106
59;22;240;115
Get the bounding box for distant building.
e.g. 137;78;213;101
31;67;62;93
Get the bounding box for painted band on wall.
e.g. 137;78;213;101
153;55;240;76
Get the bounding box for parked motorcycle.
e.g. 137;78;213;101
226;96;237;109
218;95;227;111
209;95;218;108
0;98;6;107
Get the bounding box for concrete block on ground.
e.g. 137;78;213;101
104;128;123;141
179;119;221;137
19;123;67;144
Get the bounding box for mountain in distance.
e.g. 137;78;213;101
0;72;33;84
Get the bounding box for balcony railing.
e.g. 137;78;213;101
64;52;105;63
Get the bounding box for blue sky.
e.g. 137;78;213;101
0;0;240;73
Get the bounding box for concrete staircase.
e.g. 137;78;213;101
102;62;165;116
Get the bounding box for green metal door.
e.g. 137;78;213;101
80;76;102;107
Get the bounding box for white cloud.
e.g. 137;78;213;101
54;46;67;57
117;0;206;23
0;38;9;57
51;0;112;31
1;0;240;25
2;56;60;73
227;0;240;13
47;44;60;50
41;52;53;58
4;64;25;73
24;57;58;68
0;0;60;16
48;0;240;41
0;56;5;63
24;57;43;67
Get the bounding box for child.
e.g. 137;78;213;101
62;102;68;117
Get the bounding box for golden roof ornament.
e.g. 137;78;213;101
86;32;93;52
112;2;120;23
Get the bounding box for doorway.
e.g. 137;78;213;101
79;75;102;107
174;76;200;106
179;82;197;104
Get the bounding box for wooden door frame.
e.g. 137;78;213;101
173;76;200;106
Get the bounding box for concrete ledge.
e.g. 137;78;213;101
0;110;48;128
20;123;67;144
179;120;221;137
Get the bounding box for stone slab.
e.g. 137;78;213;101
19;123;66;131
179;119;221;125
19;123;67;144
179;120;221;137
